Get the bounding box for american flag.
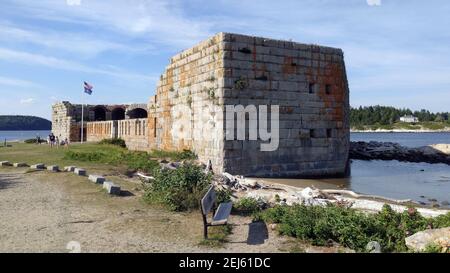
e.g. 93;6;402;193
84;81;93;95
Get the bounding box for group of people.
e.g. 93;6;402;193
36;133;69;148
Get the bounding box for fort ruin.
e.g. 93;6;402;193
52;32;350;177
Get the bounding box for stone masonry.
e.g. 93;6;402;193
52;32;350;178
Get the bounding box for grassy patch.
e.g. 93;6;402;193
98;138;126;148
199;225;233;248
256;204;450;253
148;149;197;161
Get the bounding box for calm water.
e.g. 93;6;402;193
0;130;51;141
267;132;450;208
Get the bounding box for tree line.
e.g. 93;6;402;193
0;115;52;130
350;106;450;126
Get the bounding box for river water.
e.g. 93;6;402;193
266;132;450;208
0;130;51;142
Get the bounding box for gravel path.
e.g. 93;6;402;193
0;170;287;253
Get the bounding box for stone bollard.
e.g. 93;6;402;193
88;175;105;184
74;168;86;176
13;162;28;168
103;181;121;195
0;161;12;166
64;166;76;172
31;163;45;170
47;165;59;172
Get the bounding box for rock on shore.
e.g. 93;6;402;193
350;141;450;165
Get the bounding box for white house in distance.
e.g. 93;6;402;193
400;115;419;123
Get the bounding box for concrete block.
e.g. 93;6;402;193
74;168;86;176
103;181;121;195
47;165;59;172
1;161;12;166
13;162;28;168
31;163;45;170
64;166;76;172
88;175;105;184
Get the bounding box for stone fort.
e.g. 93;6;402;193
52;32;350;177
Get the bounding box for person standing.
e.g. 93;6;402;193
49;133;55;148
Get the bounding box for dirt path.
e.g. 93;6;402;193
0;169;287;253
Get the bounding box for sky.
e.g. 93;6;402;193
0;0;449;119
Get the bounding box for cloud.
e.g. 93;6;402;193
0;23;154;57
66;0;81;6
0;76;40;88
367;0;382;6
20;98;35;105
0;47;155;82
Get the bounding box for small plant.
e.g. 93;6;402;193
233;197;264;215
169;87;175;92
187;96;193;107
207;76;216;82
234;77;248;90
99;138;126;148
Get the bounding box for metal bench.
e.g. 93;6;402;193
200;186;232;239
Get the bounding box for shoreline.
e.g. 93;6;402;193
351;129;450;133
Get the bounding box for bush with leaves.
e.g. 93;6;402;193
143;163;212;211
258;203;450;252
233;197;264;215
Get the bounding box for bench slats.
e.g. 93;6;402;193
212;202;232;226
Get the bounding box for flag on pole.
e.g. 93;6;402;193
84;81;93;95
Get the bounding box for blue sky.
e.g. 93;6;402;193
0;0;449;119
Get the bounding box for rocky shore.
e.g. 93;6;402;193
350;141;450;165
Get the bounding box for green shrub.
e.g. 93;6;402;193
99;138;126;148
233;197;263;215
258;204;450;253
143;163;212;211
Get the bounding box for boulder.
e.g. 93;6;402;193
31;163;45;170
88;175;105;184
103;181;121;195
64;166;76;172
74;168;86;176
47;165;59;172
0;161;12;166
405;227;450;252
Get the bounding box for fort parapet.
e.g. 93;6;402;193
52;32;350;177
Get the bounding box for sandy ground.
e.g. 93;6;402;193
0;168;295;253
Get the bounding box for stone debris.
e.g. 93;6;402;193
351;141;450;165
47;165;59;172
64;166;76;172
30;163;45;170
161;162;181;170
366;241;382;253
74;168;86;176
103;181;121;195
405;227;450;252
0;161;12;166
88;175;105;184
13;162;28;167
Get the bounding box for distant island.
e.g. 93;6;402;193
351;106;450;132
0;115;52;131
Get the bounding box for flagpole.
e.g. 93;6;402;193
81;88;84;144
